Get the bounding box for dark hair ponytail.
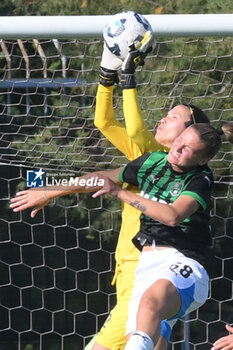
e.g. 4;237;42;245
220;122;233;144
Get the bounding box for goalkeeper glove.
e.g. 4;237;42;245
99;67;119;87
99;42;123;87
121;31;155;89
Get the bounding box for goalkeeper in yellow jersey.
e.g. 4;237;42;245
88;33;210;350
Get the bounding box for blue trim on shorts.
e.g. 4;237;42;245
161;320;172;340
161;283;195;341
176;284;195;318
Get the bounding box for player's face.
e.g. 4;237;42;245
155;105;192;148
167;126;206;172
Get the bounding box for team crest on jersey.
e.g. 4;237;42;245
170;182;184;196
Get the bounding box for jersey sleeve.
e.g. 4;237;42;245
94;84;168;162
181;171;214;210
94;84;137;159
118;152;151;185
123;89;168;154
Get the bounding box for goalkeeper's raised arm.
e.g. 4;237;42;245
95;31;159;160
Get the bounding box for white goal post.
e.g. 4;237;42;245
0;14;233;38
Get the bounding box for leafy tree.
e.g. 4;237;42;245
1;0;232;16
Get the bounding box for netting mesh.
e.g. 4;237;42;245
0;36;232;350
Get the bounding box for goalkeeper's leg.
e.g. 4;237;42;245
92;260;138;350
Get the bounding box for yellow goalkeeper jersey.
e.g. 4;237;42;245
94;84;168;263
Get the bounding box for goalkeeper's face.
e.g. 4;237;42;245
155;105;193;149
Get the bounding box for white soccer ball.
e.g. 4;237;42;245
103;11;152;60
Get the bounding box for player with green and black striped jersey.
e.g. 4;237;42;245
118;150;214;270
10;121;233;350
91;122;233;350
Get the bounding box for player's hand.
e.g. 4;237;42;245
99;43;121;86
122;31;154;74
92;176;121;198
10;188;50;218
120;31;155;89
211;325;233;350
100;42;123;71
135;30;156;52
99;66;119;87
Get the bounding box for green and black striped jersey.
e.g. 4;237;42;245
119;151;214;271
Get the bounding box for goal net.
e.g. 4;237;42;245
0;26;232;350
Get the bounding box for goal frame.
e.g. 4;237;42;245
0;14;233;39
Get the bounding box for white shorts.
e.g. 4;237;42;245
126;247;209;341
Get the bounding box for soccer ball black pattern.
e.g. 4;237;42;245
103;11;152;60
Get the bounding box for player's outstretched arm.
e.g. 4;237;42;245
93;177;199;226
94;84;135;159
10;188;50;218
10;168;122;218
95;42;139;159
121;32;164;154
123;88;161;154
211;325;233;350
95;32;160;160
